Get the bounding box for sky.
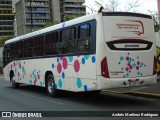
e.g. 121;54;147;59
85;0;158;14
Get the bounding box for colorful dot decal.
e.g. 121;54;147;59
82;58;85;65
118;53;146;77
7;55;96;91
62;72;65;79
62;57;68;69
52;64;54;68
57;58;60;62
84;55;89;60
77;78;82;88
84;85;88;91
40;81;43;87
120;56;124;61
74;60;80;72
51;55;96;91
92;56;96;63
58;79;63;88
57;63;62;73
68;56;73;62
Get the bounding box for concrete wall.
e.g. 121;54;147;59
16;0;26;36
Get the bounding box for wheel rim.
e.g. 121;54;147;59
11;76;15;85
48;79;54;93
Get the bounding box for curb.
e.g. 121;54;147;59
103;90;128;94
103;90;160;99
124;91;160;99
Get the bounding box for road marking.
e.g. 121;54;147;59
21;93;64;105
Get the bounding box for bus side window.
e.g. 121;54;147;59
5;46;10;61
3;45;10;66
45;32;58;55
60;27;76;54
24;38;33;58
33;35;44;57
10;43;15;59
15;41;23;58
78;23;90;53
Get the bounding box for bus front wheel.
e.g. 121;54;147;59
10;73;19;89
46;74;58;97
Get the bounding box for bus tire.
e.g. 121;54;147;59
88;90;101;95
46;74;58;97
10;72;19;89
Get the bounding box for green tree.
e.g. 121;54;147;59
0;36;13;47
90;0;141;12
43;21;53;28
64;15;75;21
64;12;85;21
152;14;159;32
34;20;61;31
148;11;159;32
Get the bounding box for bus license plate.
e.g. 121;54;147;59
129;80;138;87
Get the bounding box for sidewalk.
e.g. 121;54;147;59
103;81;160;99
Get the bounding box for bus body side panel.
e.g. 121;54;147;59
3;65;10;82
3;55;97;92
95;14;113;90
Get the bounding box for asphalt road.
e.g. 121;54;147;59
0;77;160;120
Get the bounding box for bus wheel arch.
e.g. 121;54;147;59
10;70;19;89
10;70;14;82
45;71;58;97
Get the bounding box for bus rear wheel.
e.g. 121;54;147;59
10;73;19;89
46;74;58;97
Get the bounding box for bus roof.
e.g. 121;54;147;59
102;12;152;19
5;12;152;45
5;13;96;45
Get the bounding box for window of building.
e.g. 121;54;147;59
77;23;90;52
36;7;46;11
60;27;76;54
45;32;58;55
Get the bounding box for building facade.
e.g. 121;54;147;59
0;0;14;37
15;0;57;36
14;0;85;36
60;0;86;21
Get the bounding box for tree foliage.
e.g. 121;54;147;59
34;20;60;31
153;16;159;32
148;11;159;32
0;36;13;47
64;12;85;21
92;0;142;12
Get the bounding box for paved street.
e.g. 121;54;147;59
0;76;160;120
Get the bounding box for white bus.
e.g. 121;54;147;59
3;12;157;97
